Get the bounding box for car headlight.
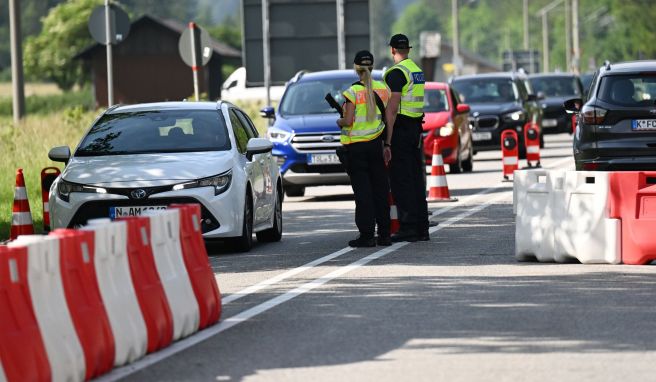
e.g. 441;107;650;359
267;127;291;143
439;122;455;137
57;179;107;203
503;111;525;122
173;171;232;196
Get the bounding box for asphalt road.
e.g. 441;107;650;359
102;134;656;382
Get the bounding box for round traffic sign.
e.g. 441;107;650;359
88;5;131;45
178;25;213;67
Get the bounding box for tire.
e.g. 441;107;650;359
256;188;283;243
462;144;474;172
232;193;253;252
449;146;463;174
285;185;305;197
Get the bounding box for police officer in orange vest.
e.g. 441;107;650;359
337;51;392;247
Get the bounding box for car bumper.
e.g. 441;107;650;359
50;184;244;239
575;156;656;171
282;168;350;186
541;114;570;133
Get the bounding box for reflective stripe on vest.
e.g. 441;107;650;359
340;81;390;145
384;59;425;118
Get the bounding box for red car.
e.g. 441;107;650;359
422;82;474;173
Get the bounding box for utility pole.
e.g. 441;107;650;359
262;0;271;106
565;0;572;72
537;0;564;73
452;0;460;76
104;0;114;106
336;0;345;70
572;0;580;73
9;0;25;123
523;0;529;50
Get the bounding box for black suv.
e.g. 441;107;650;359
529;73;584;134
565;61;656;171
450;72;543;156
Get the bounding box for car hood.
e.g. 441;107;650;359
468;102;521;115
62;151;233;187
275;114;341;133
422;112;450;130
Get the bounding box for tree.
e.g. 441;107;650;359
392;0;443;61
23;0;102;90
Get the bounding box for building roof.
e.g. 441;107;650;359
440;42;502;71
76;14;241;60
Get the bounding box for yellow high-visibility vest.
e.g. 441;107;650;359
384;58;425;118
340;81;390;145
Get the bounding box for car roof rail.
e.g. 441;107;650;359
289;70;308;84
604;60;611;70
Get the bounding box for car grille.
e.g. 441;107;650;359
291;132;342;153
474;115;499;130
68;197;220;233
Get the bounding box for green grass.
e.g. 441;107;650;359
0;98;273;241
0;87;94;117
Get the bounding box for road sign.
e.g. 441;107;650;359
178;25;213;67
420;32;441;59
88;4;130;45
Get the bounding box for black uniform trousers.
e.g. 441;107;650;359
347;137;390;239
390;115;429;235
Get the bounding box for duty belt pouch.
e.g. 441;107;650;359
336;145;350;172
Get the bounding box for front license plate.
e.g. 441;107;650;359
542;118;558;127
308;153;341;165
110;205;167;219
632;119;656;130
472;132;492;141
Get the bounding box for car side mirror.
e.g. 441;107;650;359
537;91;546;100
48;146;71;164
260;106;275;119
246;138;273;160
563;98;583;113
456;104;470;114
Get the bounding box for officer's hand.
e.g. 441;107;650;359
383;146;392;164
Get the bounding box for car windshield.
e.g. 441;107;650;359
76;109;231;156
451;78;519;104
598;74;656;107
529;76;581;97
424;89;449;112
279;77;361;116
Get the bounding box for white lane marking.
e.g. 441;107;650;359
97;188;510;382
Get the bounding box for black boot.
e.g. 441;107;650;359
349;236;376;247
391;228;418;242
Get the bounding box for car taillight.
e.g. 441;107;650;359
581;105;607;125
583;162;599;171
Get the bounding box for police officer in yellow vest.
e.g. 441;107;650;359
384;34;430;242
337;50;392;247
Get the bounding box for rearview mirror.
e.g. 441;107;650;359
456;104;470;114
563;98;583;113
246;138;273;160
260;106;275;119
537;91;546;100
48;146;71;164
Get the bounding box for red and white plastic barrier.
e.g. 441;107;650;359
501;130;519;181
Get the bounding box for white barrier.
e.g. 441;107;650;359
553;171;621;264
8;235;86;382
514;170;565;262
513;168;548;215
83;219;148;366
147;210;200;340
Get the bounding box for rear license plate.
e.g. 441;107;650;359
472;132;492;141
308;153;341;165
632;119;656;130
542;118;558;127
110;206;167;219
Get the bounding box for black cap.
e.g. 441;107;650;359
354;50;374;66
389;34;412;49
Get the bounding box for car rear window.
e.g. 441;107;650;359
451;78;519;104
76;109;231;156
529;76;581;97
424;89;450;112
598;74;656;107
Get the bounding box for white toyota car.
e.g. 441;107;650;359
48;101;283;251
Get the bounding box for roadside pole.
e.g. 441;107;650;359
105;0;114;106
262;0;271;106
451;0;460;76
9;0;25;123
572;0;580;74
523;0;529;51
189;23;200;101
336;0;345;70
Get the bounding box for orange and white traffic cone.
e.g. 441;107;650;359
10;169;34;240
388;191;400;234
426;141;457;202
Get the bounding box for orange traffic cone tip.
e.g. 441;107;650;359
10;168;34;241
427;142;457;202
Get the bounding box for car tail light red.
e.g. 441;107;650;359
581;105;607;125
583;162;599;171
